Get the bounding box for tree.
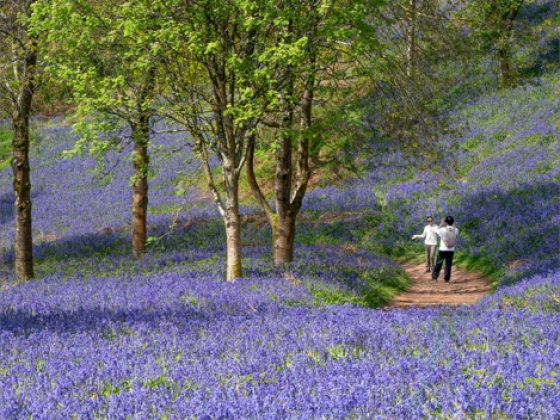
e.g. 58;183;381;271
350;0;469;152
245;0;318;265
0;0;39;279
158;0;308;280
246;0;383;265
465;0;525;86
32;0;162;256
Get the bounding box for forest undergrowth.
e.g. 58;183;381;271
0;69;558;417
0;3;559;414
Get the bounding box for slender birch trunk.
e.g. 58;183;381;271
406;0;417;78
224;197;242;280
131;117;150;256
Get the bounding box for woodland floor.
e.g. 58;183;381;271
386;263;492;309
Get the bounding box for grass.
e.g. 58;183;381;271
395;245;502;288
290;211;413;307
4;62;556;309
303;261;411;309
21;206;410;309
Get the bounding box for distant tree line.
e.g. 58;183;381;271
0;0;556;280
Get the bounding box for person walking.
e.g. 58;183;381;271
411;216;438;272
432;216;459;283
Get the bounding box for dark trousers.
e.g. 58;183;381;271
432;250;454;282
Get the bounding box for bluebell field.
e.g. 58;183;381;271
0;52;559;420
309;72;559;283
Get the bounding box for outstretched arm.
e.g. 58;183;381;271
412;226;428;240
433;219;445;237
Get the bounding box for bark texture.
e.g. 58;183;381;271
274;55;314;265
12;111;34;279
225;204;242;280
224;161;242;280
131;118;150;257
130;64;155;256
275;88;296;264
9;23;38;280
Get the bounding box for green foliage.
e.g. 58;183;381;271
20;0;556;297
144;375;175;391
0;125;11;170
458;0;559;86
31;0;161;158
464;0;525;45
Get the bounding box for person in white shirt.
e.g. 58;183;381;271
411;216;438;272
432;215;459;283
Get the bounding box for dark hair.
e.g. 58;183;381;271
427;216;433;221
445;216;454;225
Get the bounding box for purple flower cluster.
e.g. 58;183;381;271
350;76;559;281
0;119;217;249
0;268;558;418
0;57;558;419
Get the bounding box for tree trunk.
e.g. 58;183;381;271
276;209;296;264
273;53;314;266
406;0;417;78
293;60;314;213
11;112;34;280
245;136;278;259
225;210;242;280
245;120;295;265
277;56;315;264
498;46;511;86
10;29;38;280
498;3;523;87
131;117;150;257
275;92;295;264
224;165;242;280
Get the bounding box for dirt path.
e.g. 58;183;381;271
386;263;492;308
